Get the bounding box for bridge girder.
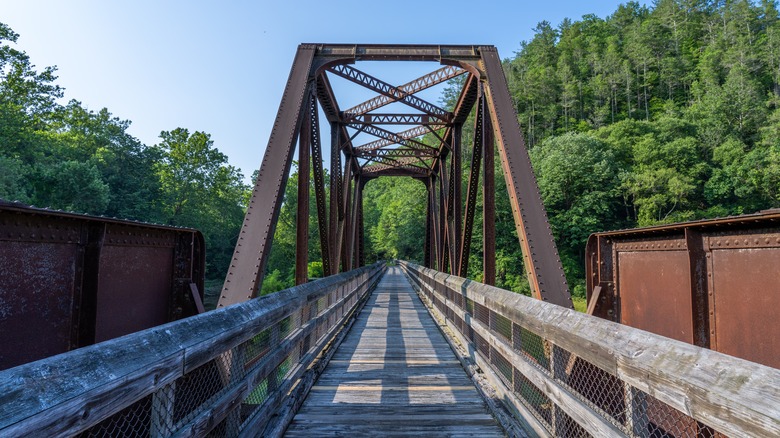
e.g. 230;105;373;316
218;44;573;311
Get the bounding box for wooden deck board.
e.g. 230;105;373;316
284;267;505;437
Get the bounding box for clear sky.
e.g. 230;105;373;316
3;1;648;181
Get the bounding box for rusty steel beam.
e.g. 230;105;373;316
328;64;452;121
219;45;316;308
437;163;447;272
329;122;342;274
295;104;311;286
350;113;446;126
424;183;433;268
343;65;466;119
356;148;436;159
453;74;480;124
314;44;481;61
481;47;571;308
308;92;331;277
315;73;341;123
361;166;429;177
362;156;430;173
352;125;435;151
450;124;462;274
350;124;432;152
482;100;496;286
458;90;484;278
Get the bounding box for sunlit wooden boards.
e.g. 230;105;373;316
284;267;505;437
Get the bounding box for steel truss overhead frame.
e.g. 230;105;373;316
218;44;573;310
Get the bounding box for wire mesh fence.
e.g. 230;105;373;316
3;264;384;438
400;262;776;438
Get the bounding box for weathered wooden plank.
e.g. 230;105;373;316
283;267;505;437
1;352;183;438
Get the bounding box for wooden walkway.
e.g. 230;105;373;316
284;267;505;437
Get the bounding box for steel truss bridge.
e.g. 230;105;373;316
0;45;778;438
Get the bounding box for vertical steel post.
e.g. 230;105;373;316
424;180;433;268
451;123;463;275
438;160;448;272
218;45;316;307
343;165;355;271
309;92;331;277
459;89;484;278
481;47;572;308
329;122;342;274
483;93;496;286
295;106;311;286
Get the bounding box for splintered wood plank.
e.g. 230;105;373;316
283;267;505;437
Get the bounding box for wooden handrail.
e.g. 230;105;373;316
0;263;385;437
400;261;780;438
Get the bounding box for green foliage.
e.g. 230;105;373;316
530;133;622;293
364;177;426;262
0;22;248;282
154;128;249;279
308;261;324;279
260;269;289;296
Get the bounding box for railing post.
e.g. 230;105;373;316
225;344;247;435
150;382;175;437
623;382;647;437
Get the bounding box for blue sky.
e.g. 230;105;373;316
3;1;648;181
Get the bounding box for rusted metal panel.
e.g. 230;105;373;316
95;246;174;343
710;246;780;368
0;242;80;369
587;211;780;369
616;250;693;343
0;203;204;370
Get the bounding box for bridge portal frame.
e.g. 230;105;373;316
218;44;573;310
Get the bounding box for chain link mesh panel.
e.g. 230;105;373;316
404;267;735;438
68;267;382;438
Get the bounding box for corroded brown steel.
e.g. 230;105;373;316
313;44;480;61
355;125;438;152
308;92;331;276
482;102;496;285
351;114;445;125
586;210;780;369
328;64;452;121
357;148;436;158
480;47;572;308
221;44;571;310
350;124;431;152
450;124;462;274
0;202;204;370
295;103;311;286
218;45;316;307
458;91;483;277
329;121;342;273
343;65;466;119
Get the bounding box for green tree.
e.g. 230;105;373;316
531;133;622;295
155;128;248;279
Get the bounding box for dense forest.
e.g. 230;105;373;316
3;0;780;302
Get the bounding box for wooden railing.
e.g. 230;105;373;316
399;261;780;438
0;263;385;437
